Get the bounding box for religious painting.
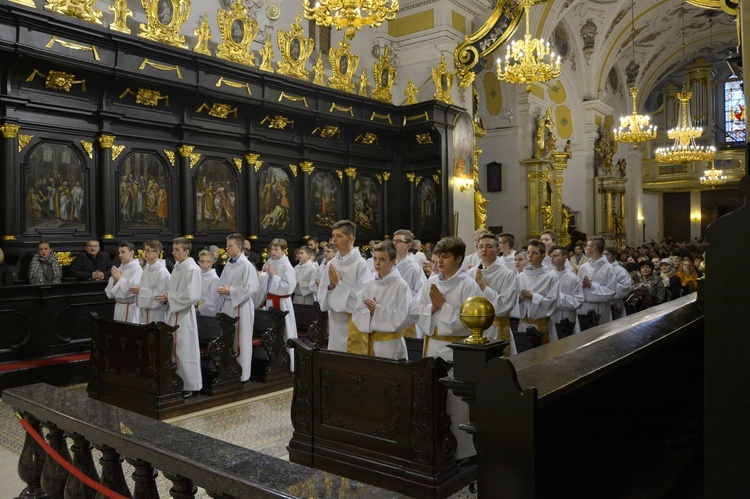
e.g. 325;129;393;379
258;165;293;232
553;22;570;61
231;19;244;43
311;170;341;229
290;38;301;61
418;178;439;238
195;159;237;232
353;176;380;233
452;112;474;178
118;152;170;230
158;0;173;25
24;142;88;232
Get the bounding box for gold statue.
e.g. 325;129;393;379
109;0;133;34
46;0;103;25
404;76;418;105
193;11;212;55
358;69;370;97
259;31;275;72
312;53;325;84
534;106;553;158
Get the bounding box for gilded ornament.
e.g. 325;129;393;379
233;157;243;173
371;46;396;103
259;31;275;72
110;0;133;34
312;126;340;139
217;0;259;67
300;161;315;175
81;140;94;159
18;134;33;152
45;36;100;60
119;88;169;107
44;0;102;25
189;154;201;168
358;69;370;97
355;132;378;145
335;170;344;182
313;53;325;84
382;172;390;181
215;76;252;95
139;58;183;79
164;150;176;166
245;153;263;172
2;235;18;241
138;0;191;49
289;164;298;177
102;234;115;240
302;0;398;41
415;176;423;185
278;92;309;107
406;173;416;183
403;111;429;125
328;41;358;93
26;69;86;92
54;252;75;267
433;173;440;184
454;0;520;77
111;145;126;160
404;77;418;105
9;0;35;7
344;167;357;178
329;103;354;116
261;115;294;130
375;174;382;184
98;135;116;149
178;145;195;157
197;103;238;119
432;54;454;105
416;133;432;145
193;11;212;55
370;112;391;124
276;13;314;80
1;124;21;139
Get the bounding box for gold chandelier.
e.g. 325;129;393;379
496;0;561;92
700;162;727;188
614;86;657;148
303;0;399;41
655;89;716;163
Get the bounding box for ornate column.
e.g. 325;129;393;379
597;178;627;247
245;153;263;237
344;167;357;222
97;134;117;239
522;158;552;240
299;160;314;239
177;145;200;238
381;172;390;237
406;172;416;231
1;123;20;241
550;151;570;246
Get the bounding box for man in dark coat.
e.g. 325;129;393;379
69;239;113;281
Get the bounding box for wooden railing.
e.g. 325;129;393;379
3;383;404;499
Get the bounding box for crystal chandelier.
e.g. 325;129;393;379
700;162;727;188
655;89;716;163
495;0;561;92
613;0;656;149
303;0;399;41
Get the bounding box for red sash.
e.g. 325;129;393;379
267;293;292;309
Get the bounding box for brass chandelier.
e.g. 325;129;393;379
303;0;399;41
496;0;561;92
700;162;727;188
613;0;657;149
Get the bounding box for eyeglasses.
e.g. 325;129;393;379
144;248;158;253
393;239;408;244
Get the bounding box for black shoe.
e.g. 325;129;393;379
182;390;195;398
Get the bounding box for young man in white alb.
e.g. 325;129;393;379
317;220;372;352
468;233;518;353
264;238;298;371
352;241;412;360
293;246;318;305
217;233;259;382
157;237;202;396
540;229;572;272
105;241;143;324
513;239;559;350
131;239;170;324
196;249;220;317
497;232;517;272
310;243;335;301
549;245;584;337
577;236;616;329
461;229;490;270
514;250;527;274
393;229;428;338
603;245;632;320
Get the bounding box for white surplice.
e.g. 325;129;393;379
293;261;318;305
196;268;219;317
136;259;170;324
512;266;559;353
610;261;632;319
166;257;202;392
551;268;584;334
467;259;518;341
577;256;616;324
105;259;143;324
265;255;298;371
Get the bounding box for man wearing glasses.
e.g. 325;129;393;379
393;229;428;338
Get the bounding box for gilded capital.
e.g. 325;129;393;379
98;134;116;149
382;172;391;181
1;124;20;139
300;161;315;174
406;173;416;183
178;145;195;157
344;167;357;178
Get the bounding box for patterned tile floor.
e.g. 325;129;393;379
0;384;475;498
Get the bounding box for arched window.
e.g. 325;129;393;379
723;79;745;143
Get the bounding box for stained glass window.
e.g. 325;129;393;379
724;79;745;143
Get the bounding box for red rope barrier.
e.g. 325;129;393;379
15;412;130;499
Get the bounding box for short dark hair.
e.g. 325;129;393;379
541;229;558;243
550;245;567;256
332;219;357;237
498;233;515;247
297;246;315;258
307;236;320;244
38;240;51;248
479;233;499;247
374;240;397;261
172;237;191;252
527;239;545;255
144;240;162;253
393;229;415;243
226;233;244;248
604;245;618;257
434;236;466;263
269;238;288;251
118;241;135;252
587;236;605;254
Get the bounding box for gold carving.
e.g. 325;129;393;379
139;58;183;79
26;69;86;92
9;0;35;7
18;134;33;152
164;150;176;166
415;176;423;185
217;0;259;67
313;53;325;84
432;54;454;105
215;76;252;95
109;0;133;34
370;112;391;124
44;0;102;24
375;174;382;184
98;135;115;149
403;111;429;125
138;0;191;49
329;103;354;116
178;145;194;157
358;69;370;97
416;133;432;145
278;91;309;108
112;145;125;160
245;153;263;172
1;124;21;139
197;103;238;119
81;140;93;159
193;11;212;55
382;172;391;181
259;31;275;72
312;126;340;139
344;167;357;179
404;76;418;105
2;235;17;241
189;154;201;168
355;132;378;145
276;13;314;80
102;234;115;240
335;170;344;182
406;173;416;183
433;173;440;184
119;88;169;107
54;251;75;267
300;161;314;175
45;36;100;60
328;40;358;93
371;47;396;103
261;115;294;130
289;164;298;177
233;157;243;173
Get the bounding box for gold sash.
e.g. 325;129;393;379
494;316;511;356
422;328;468;357
402;323;417;339
346;315;369;355
521;317;550;344
368;331;404;356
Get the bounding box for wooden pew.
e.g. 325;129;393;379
197;313;242;395
250;307;290;383
293;302;328;348
287;338;476;498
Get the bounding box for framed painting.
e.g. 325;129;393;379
118;152;170;231
310;170;341;230
258;165;293;232
417;177;440;238
24;142;88;232
352;175;380;234
195;159;238;232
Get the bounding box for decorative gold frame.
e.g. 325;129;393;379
276;13;314;80
138;0;191;49
371;47;396;103
432;54;454;105
328;41;358;93
216;0;259;67
45;0;103;25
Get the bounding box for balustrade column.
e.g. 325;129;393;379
1;123;20;240
98;135;117;239
128;458;159;499
163;473;197;499
96;445;131;498
40;423;70;498
65;434;99;499
17;412;46;499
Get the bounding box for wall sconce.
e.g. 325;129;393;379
456;177;474;192
691;213;701;223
